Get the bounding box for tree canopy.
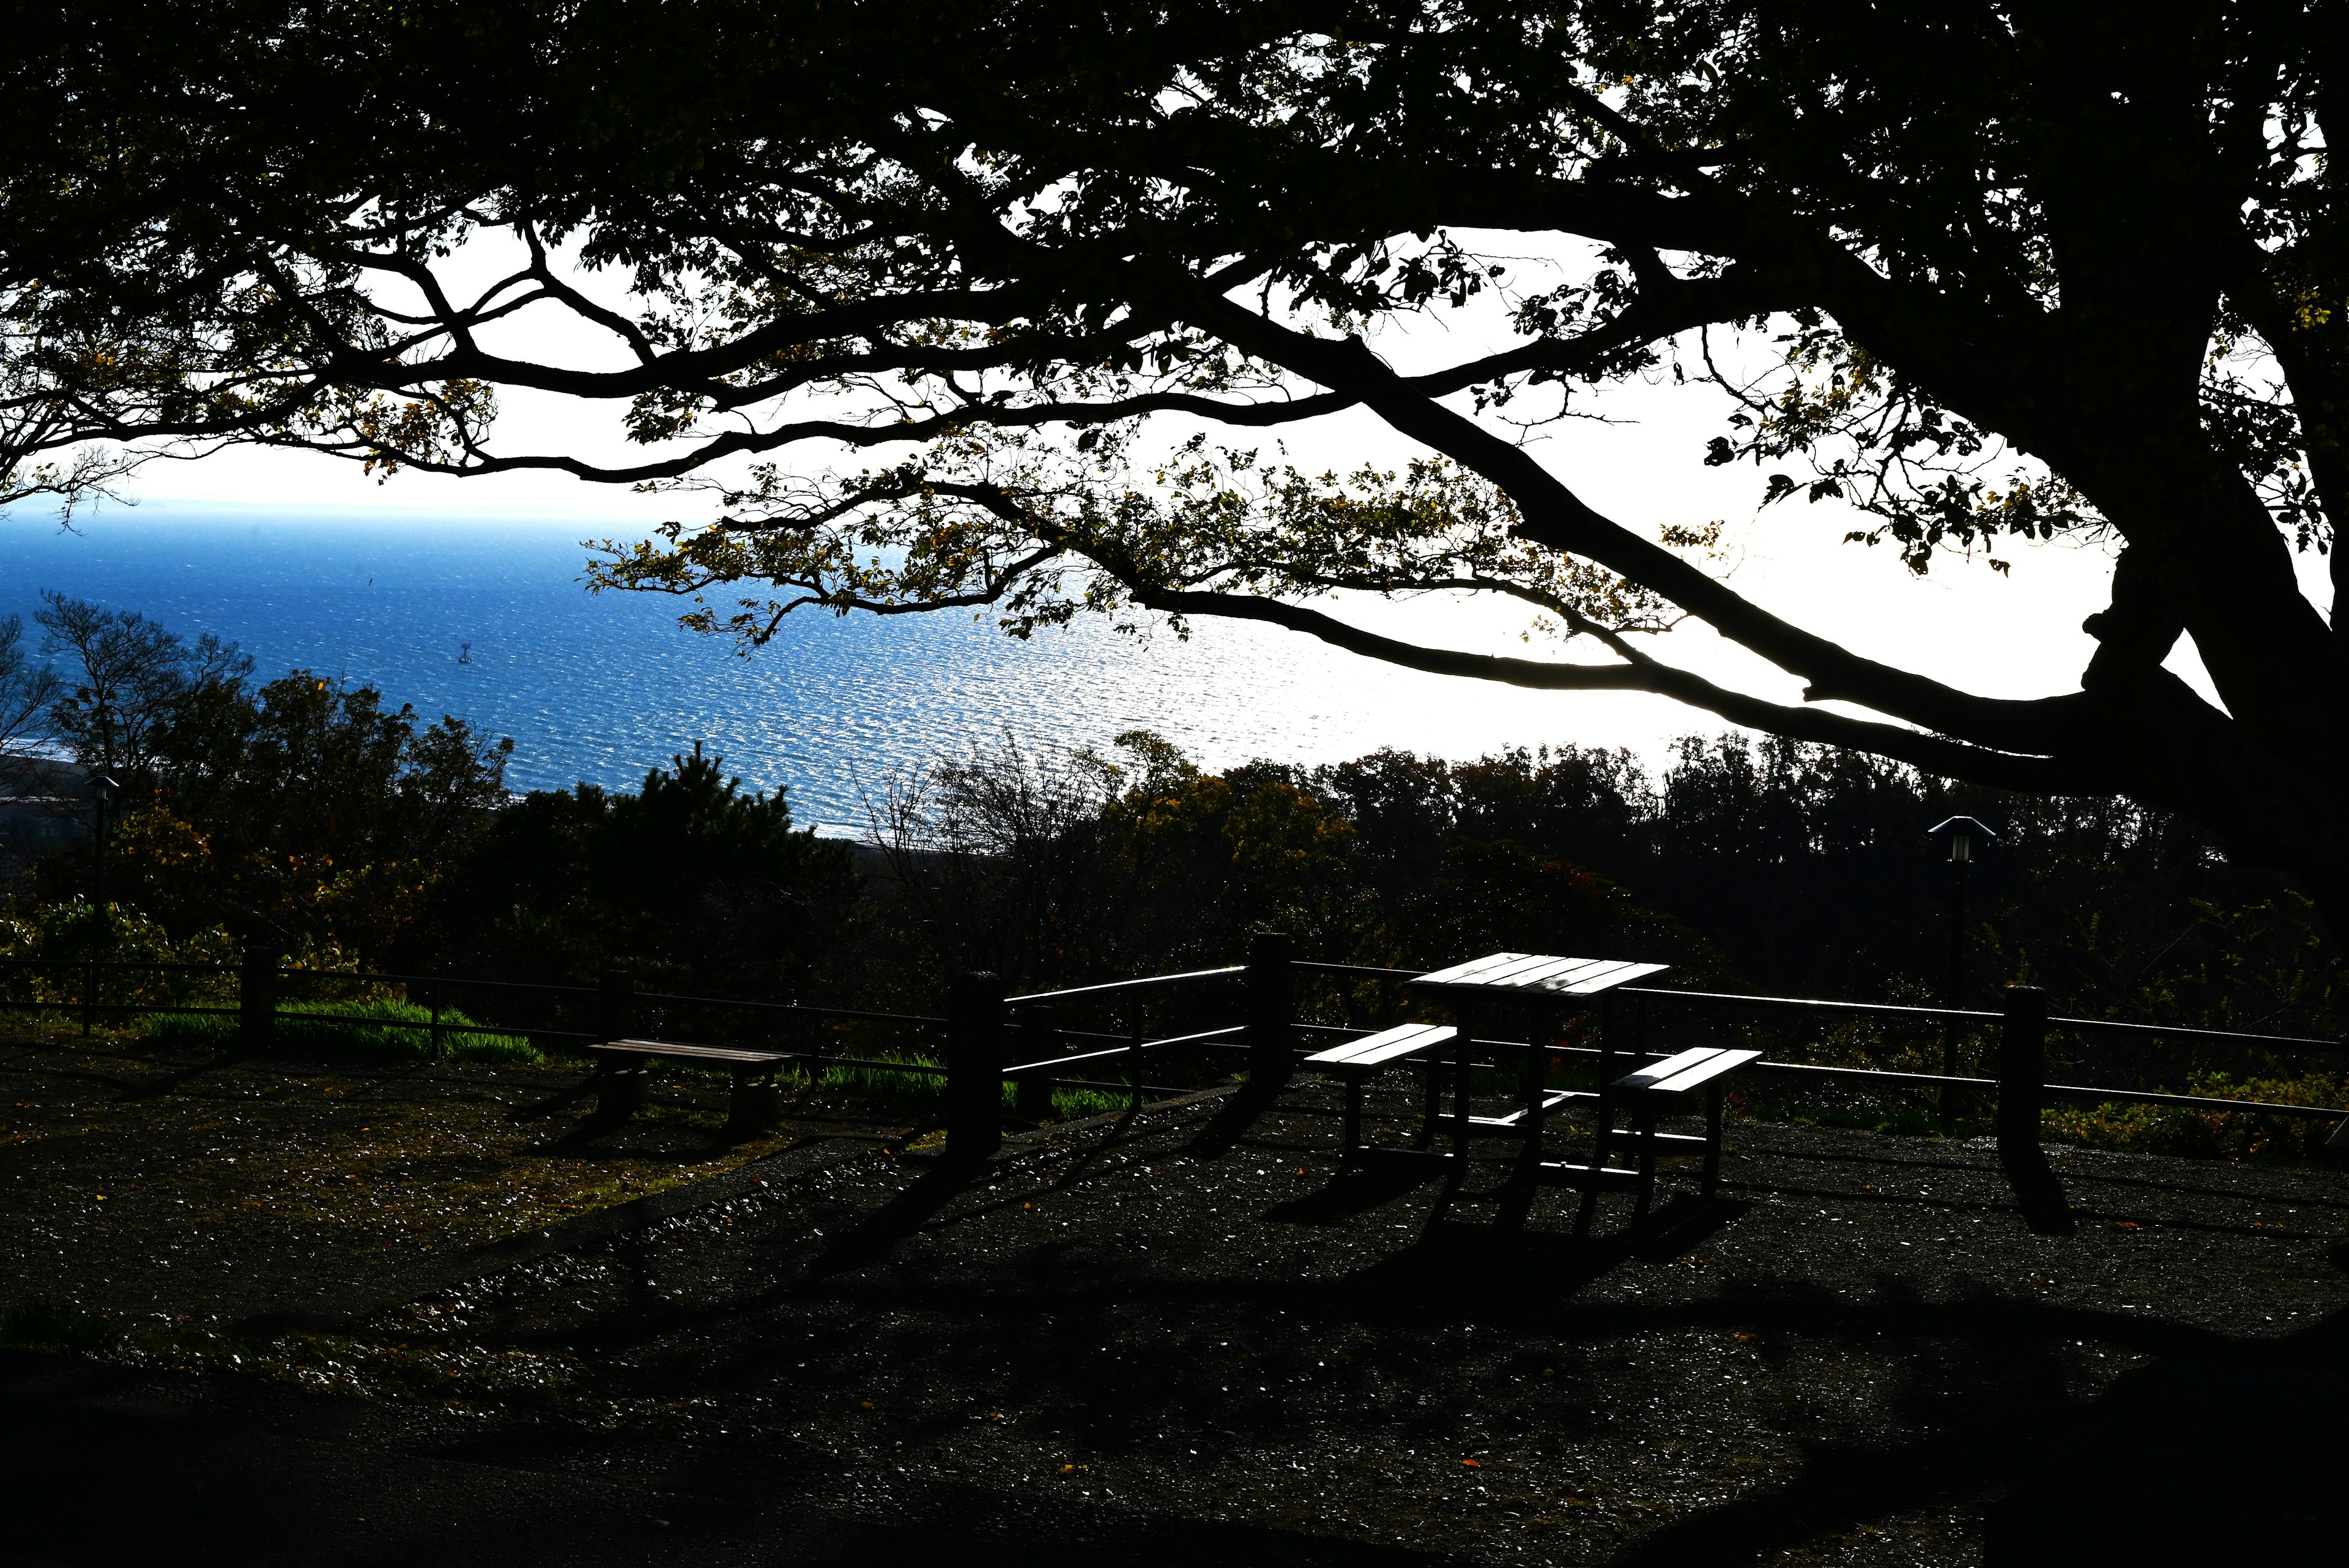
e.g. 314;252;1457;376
3;2;2344;922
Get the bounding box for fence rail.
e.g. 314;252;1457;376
9;942;2343;1186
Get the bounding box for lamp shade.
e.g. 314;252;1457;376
1927;815;1997;862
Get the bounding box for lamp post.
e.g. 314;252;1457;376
85;774;119;1038
1926;815;1995;1126
91;774;120;906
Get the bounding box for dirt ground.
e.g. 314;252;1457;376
7;1027;2349;1567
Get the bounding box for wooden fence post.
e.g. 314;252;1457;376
1246;930;1295;1087
239;945;277;1052
1996;985;2050;1186
946;972;1004;1162
1014;1001;1056;1124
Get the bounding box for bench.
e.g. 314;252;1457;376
1304;1021;1458;1157
1596;1045;1761;1211
588;1038;792;1134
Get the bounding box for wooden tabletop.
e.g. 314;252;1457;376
1407;952;1668;999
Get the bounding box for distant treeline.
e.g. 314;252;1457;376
849;729;2339;1039
2;598;2338;1046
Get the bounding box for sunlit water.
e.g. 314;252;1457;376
0;505;1704;832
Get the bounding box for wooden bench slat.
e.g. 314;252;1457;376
1304;1022;1457;1068
1612;1046;1761;1096
592;1039;788;1066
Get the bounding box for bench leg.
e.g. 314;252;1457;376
1702;1080;1725;1197
1342;1072;1365;1157
595;1058;648;1118
728;1070;784;1137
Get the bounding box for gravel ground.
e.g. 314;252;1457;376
0;1028;897;1323
9;1033;2349;1566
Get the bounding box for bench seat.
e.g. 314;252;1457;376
589;1038;792;1132
1305;1021;1457;1071
1616;1045;1761;1098
1596;1045;1761;1211
1305;1021;1457;1156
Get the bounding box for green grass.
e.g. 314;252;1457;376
144;996;540;1064
791;1049;1129;1122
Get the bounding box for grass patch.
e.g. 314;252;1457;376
143;997;540;1063
790;1049;1127;1123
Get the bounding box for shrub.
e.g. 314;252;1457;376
0;899;237;1011
2043;1069;2349;1163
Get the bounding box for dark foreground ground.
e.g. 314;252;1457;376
6;1030;2349;1566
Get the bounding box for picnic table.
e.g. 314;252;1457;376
1408;952;1667;1162
1397;951;1751;1214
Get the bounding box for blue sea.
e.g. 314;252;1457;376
0;503;1699;833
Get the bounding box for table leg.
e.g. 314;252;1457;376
1702;1079;1725;1197
1419;1052;1439;1147
1451;1011;1474;1156
1520;1005;1546;1166
1342;1071;1364;1157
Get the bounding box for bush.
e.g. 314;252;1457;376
0;899;237;1010
2043;1069;2349;1163
144;995;538;1064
